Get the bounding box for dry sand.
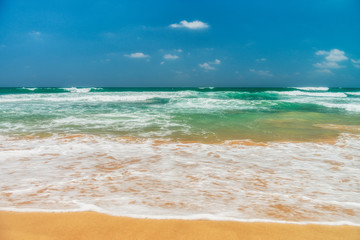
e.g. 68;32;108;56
1;211;359;240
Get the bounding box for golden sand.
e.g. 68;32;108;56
1;211;359;240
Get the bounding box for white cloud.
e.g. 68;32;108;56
315;50;328;56
199;59;221;71
176;49;183;52
210;59;221;64
314;49;348;70
170;20;209;30
199;63;215;70
313;61;342;69
352;59;360;68
316;69;333;74
160;61;165;65
316;49;348;62
256;58;267;62
163;54;179;60
124;52;150;58
249;69;273;77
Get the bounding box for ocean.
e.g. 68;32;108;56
1;87;359;225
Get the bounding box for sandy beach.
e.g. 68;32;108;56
1;211;359;240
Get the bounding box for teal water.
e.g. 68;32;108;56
1;87;359;142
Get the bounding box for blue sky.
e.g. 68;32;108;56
0;0;359;87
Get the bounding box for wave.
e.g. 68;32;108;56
345;92;360;95
294;87;329;91
270;91;347;98
22;87;36;91
0;87;106;95
1;87;359;96
346;92;360;98
317;102;360;113
0;93;171;103
198;87;215;90
61;87;98;93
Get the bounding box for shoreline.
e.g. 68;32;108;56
1;208;360;226
1;211;360;240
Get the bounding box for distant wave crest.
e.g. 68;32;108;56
295;87;329;91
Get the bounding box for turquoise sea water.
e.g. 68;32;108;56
1;87;360;224
1;87;360;142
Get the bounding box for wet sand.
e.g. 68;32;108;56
1;211;359;240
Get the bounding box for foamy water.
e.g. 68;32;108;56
1;134;360;224
1;87;360;225
295;87;329;91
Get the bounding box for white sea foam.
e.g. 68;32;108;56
198;87;215;90
63;87;92;93
21;87;37;91
0;93;162;103
46;112;187;137
0;90;199;103
271;91;347;98
0;91;267;114
1;134;359;224
170;98;261;111
295;87;329;91
346;92;360;96
1;207;359;226
317;102;360;112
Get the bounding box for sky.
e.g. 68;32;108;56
0;0;359;87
